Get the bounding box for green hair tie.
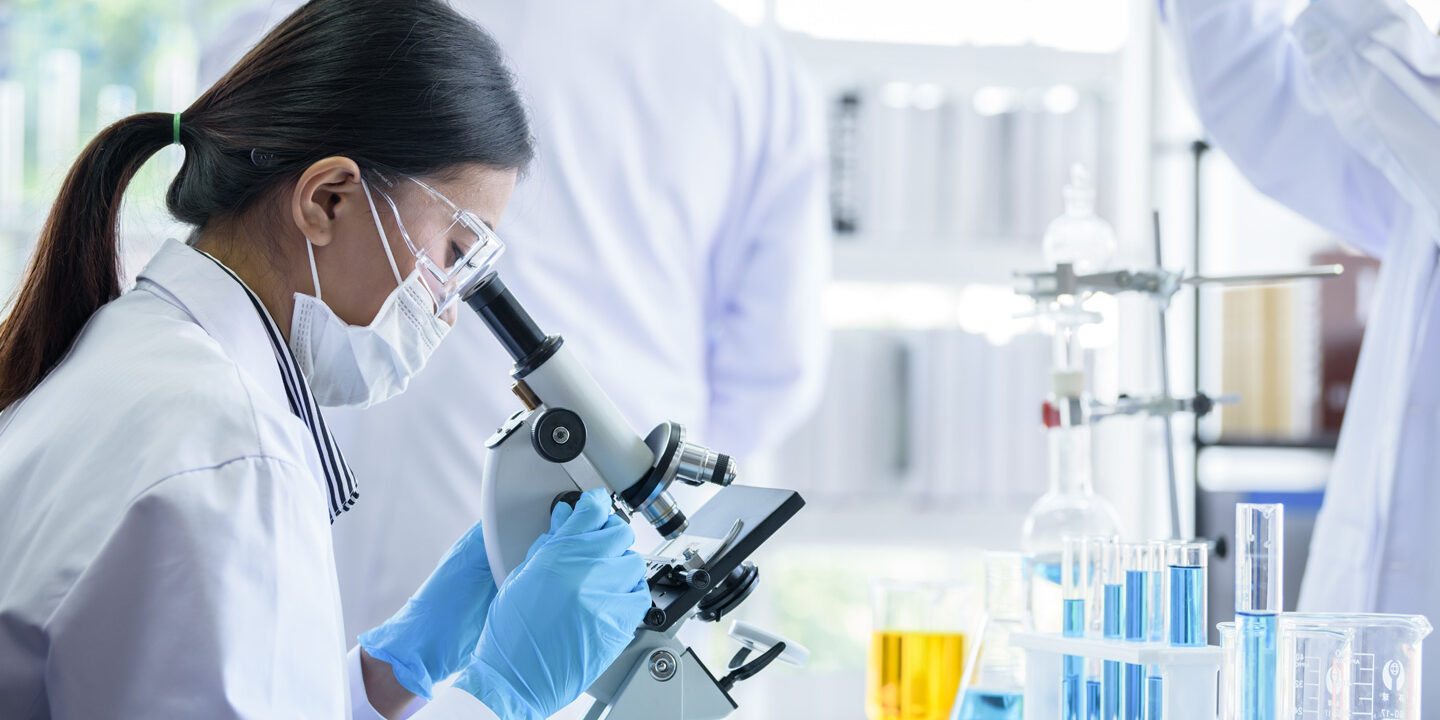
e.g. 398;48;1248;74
172;113;181;146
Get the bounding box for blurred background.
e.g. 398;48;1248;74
0;0;1424;717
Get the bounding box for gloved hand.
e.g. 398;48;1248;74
453;488;651;720
357;520;498;698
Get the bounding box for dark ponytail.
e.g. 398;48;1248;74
0;113;175;408
0;0;533;409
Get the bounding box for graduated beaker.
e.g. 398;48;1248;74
957;553;1028;720
867;580;981;720
1281;614;1432;720
1277;618;1354;720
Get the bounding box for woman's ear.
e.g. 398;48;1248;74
292;157;364;247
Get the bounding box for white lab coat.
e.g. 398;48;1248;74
313;0;831;646
0;240;495;720
1163;0;1440;703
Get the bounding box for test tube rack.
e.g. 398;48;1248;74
1011;632;1222;720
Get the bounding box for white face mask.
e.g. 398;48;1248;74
287;180;453;408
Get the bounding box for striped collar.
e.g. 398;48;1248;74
193;248;360;521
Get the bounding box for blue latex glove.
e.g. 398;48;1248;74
357;520;497;698
453;488;651;720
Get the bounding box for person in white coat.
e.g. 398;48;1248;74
330;0;830;649
1163;0;1440;705
199;0;830;648
0;1;650;718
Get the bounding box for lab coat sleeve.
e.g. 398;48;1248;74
347;648;502;720
1294;0;1440;240
43;456;350;719
1160;0;1404;256
704;39;831;456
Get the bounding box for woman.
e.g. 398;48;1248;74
0;1;649;719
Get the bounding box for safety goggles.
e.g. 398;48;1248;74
362;171;504;315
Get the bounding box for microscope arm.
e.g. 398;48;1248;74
464;274;736;580
464;274;654;497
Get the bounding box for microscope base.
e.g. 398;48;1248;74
583;634;737;720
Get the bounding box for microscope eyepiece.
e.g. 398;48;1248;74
463;273;561;377
463;273;548;363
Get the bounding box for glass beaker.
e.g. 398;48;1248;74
867;580;980;720
1277;619;1354;720
957;553;1029;720
1281;614;1433;720
1219;622;1237;720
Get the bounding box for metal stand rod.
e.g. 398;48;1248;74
1182;266;1343;286
1190;141;1206;548
1154;211;1181;540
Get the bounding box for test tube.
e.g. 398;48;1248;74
1062;537;1088;720
1144;540;1167;720
1236;504;1283;720
1122;543;1152;720
1099;538;1123;720
1084;536;1111;639
1063;537;1088;636
1218;622;1237;720
1145;675;1162;720
1086;674;1102;720
1167;542;1208;647
1146;539;1167;644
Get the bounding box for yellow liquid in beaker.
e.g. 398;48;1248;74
866;630;967;720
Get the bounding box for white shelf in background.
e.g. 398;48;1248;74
832;240;1042;286
785;36;1123;92
1196;446;1333;494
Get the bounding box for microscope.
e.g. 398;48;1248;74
463;274;809;720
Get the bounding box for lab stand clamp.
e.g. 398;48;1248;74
1013;260;1303;425
1017;258;1344;424
1017;255;1343;535
1010;632;1222;720
1018;262;1344;309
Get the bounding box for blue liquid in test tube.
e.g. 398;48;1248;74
1102;583;1123;720
1238;612;1277;720
1121;542;1153;720
1167;538;1209;649
1064;675;1079;720
1062;538;1088;720
1064;598;1084;719
1124;567;1146;720
1144;674;1163;720
1086;678;1102;720
1167;565;1205;646
1064;599;1085;635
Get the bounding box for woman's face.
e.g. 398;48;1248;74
294;160;517;328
